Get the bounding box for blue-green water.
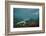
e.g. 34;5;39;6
13;8;39;28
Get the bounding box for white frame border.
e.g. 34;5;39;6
10;5;42;32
